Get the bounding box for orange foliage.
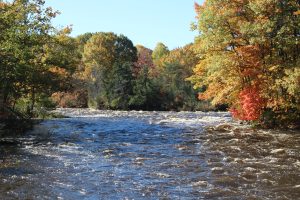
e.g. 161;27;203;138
194;2;201;13
194;1;206;17
51;90;87;108
198;82;222;100
294;10;300;15
48;66;69;77
0;2;7;8
236;45;262;78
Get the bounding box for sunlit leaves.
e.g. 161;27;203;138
152;42;169;67
191;0;300;124
82;32;137;109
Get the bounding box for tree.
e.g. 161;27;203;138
45;29;87;109
0;0;83;117
83;32;137;109
154;44;202;110
0;0;60;115
129;45;158;110
190;0;300;126
152;42;169;68
76;32;94;55
134;45;154;76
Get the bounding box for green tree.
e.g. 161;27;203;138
129;45;159;110
0;0;82;117
0;0;59;115
83;32;137;109
154;45;203;110
152;42;169;67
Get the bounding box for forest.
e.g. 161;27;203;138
0;0;299;128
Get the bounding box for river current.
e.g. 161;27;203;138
0;109;299;199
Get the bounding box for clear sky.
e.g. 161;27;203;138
45;0;204;50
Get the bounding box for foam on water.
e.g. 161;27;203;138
0;108;299;199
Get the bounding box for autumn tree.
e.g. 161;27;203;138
0;0;85;117
190;0;300;126
128;45;163;110
133;45;154;76
0;0;60;116
45;29;86;108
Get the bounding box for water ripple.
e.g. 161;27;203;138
0;109;299;199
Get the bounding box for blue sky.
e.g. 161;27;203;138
45;0;204;50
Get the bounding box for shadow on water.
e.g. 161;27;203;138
0;110;299;199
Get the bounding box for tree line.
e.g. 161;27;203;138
0;0;299;127
52;32;210;111
0;0;210;118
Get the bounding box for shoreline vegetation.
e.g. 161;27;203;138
0;105;32;136
0;0;299;132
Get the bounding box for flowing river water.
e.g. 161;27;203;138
0;109;299;199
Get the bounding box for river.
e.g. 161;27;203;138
0;108;299;199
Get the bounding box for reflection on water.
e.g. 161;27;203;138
0;109;299;199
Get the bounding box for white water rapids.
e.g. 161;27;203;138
0;109;299;199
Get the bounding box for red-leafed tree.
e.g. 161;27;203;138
134;45;154;76
189;0;300;126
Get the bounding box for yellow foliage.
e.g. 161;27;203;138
293;10;300;15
